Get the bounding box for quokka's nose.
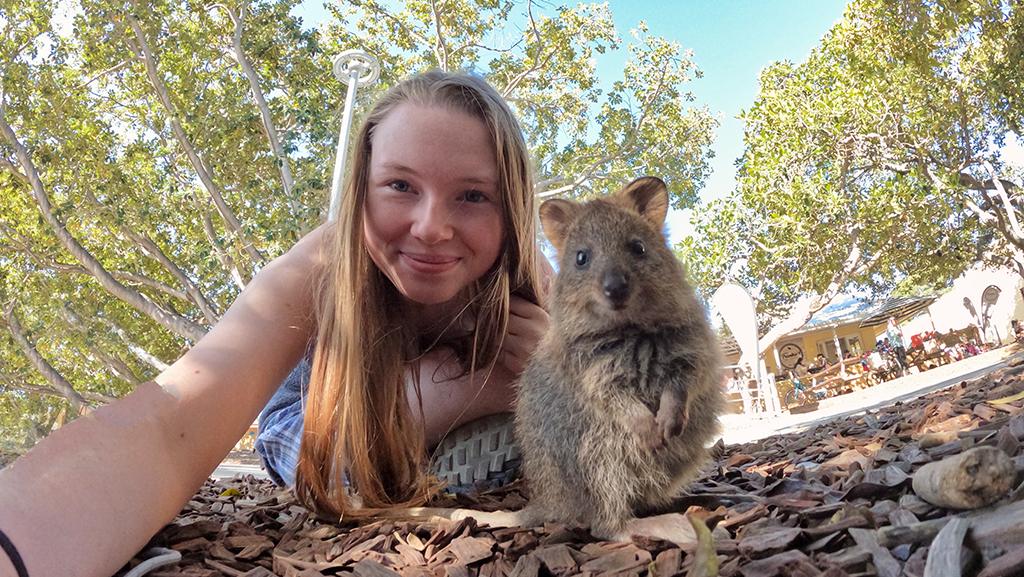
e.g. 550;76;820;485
602;270;630;304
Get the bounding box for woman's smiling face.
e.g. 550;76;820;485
363;103;504;307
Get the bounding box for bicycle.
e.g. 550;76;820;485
784;377;817;409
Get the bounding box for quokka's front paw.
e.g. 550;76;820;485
628;412;664;450
656;389;689;440
656;407;686;440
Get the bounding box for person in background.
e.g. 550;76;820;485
886;317;909;375
910;332;924;350
809;353;828;374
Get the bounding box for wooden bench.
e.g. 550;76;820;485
908;347;951;372
803;364;841;397
802;358;874;397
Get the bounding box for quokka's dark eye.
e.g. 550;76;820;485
629;239;646;257
575;249;590;269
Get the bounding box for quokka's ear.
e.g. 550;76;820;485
539;198;581;254
618;176;669;228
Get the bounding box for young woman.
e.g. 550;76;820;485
0;70;551;577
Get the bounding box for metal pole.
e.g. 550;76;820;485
832;326;845;376
328;50;380;222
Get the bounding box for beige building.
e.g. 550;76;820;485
764;298;894;376
900;263;1024;346
720;264;1024;378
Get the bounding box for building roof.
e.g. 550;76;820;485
719;333;740;357
858;295;938;327
716;293;938;352
787;294;937;336
786;296;874;336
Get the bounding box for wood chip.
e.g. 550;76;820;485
121;359;1024;577
532;544;577;574
447;536;495;565
848;528;901;577
923;517;968;577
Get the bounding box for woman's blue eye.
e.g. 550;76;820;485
463;190;487;203
390;180;411;192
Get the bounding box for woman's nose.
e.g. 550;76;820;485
410;197;454;244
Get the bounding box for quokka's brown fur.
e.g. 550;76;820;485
513;176;724;539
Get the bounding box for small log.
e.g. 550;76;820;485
911;446;1015;510
919;431;958;449
877;499;1024;550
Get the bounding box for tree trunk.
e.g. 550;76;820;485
4;304;89;414
756;241;877;354
0;107;208;342
127;15;265;268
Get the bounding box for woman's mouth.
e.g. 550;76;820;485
400;252;460;274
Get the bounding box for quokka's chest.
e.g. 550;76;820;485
569;334;697;402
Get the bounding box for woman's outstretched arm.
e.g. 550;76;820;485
0;225;327;577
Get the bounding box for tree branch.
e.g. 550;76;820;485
209;2;297;212
60;305;141;386
0;100;207;341
0;379;116;405
359;0;430;46
535;57;671;199
125;13;265;267
536;152;617;198
0;156;29;183
0;220;200;306
201;205;247;290
756;237;871;354
982;161;1023;240
500;1;552;100
93;314;170;373
927;165;1024;252
428;0;451;70
73;59;132;91
118;226;220;324
75;189;221;323
166;164;246;288
3;302;89;414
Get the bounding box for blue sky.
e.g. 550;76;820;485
587;1;851;242
293;1;851;242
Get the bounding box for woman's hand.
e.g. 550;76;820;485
499;295;550;376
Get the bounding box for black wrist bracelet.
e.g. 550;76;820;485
0;528;28;577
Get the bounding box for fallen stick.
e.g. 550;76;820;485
911;446;1015;510
918;431;958;449
877;499;1024;551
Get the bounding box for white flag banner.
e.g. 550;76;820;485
711;283;759;367
711;283;780;416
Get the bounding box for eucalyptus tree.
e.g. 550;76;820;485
0;0;715;445
680;0;1022;353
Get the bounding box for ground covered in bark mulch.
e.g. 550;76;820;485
119;356;1024;577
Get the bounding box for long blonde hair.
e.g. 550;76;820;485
295;71;542;517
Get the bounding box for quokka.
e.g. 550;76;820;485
510;176;725;542
397;177;724;544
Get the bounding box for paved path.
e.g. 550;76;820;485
212;462;267;480
719;345;1020;445
212;345;1021;480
